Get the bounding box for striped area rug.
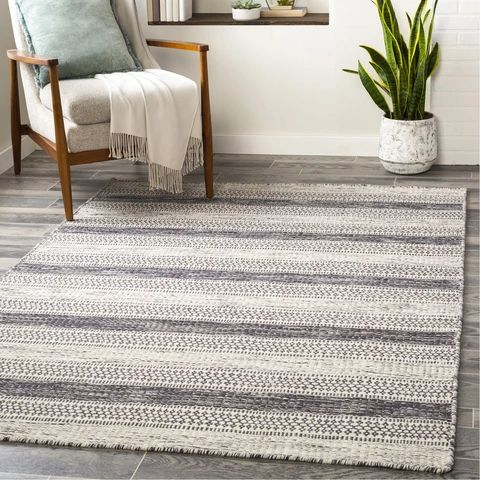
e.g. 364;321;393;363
0;180;466;472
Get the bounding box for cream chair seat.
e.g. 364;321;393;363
39;78;112;126
38;78;112;152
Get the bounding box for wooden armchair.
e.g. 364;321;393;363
7;0;213;221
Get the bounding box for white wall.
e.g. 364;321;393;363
141;0;479;164
431;0;479;165
0;1;477;165
0;0;15;153
0;2;35;172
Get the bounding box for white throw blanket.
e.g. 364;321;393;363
96;69;203;193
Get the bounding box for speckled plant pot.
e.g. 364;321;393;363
379;114;437;175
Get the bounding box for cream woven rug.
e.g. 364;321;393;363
0;180;466;473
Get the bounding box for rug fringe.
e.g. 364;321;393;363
0;434;453;473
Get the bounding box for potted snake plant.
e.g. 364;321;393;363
232;0;262;21
345;0;440;174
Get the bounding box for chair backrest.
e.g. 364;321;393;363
8;0;158;113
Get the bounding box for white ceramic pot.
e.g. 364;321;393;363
379;114;437;175
232;7;261;21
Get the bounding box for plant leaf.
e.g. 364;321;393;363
409;0;428;64
427;0;439;50
426;42;440;77
423;9;431;25
379;1;404;68
369;62;391;94
418;18;427;56
407;0;428;99
407;57;427;119
385;0;408;64
369;61;387;85
360;45;400;117
406;12;412;29
399;66;409;117
358;61;391;116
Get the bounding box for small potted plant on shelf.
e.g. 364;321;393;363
232;0;262;22
344;0;440;175
266;0;296;9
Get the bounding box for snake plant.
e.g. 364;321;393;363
344;0;440;121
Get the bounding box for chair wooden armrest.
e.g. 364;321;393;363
7;49;64;137
7;49;58;66
146;39;208;52
8;49;69;216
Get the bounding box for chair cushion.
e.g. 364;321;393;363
67;122;111;153
40;78;111;125
15;0;142;88
32;102;111;153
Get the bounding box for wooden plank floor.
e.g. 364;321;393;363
0;151;478;480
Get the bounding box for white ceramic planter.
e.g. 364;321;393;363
379;114;437;175
232;7;261;21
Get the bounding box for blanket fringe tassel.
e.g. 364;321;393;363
109;133;203;194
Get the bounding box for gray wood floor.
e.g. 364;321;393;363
0;152;478;480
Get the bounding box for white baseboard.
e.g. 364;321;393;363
213;135;479;165
0;136;475;170
213;134;379;158
0;137;38;175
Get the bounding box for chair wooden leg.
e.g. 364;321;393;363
200;51;214;198
9;59;22;175
11;121;21;176
49;64;73;220
203;137;214;198
57;151;73;221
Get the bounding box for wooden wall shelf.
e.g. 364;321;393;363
148;13;329;26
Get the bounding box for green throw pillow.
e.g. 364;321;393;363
15;0;142;88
